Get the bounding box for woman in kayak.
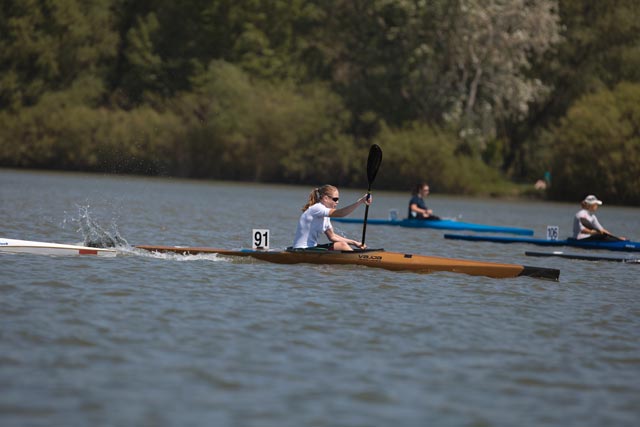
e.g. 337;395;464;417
293;185;372;250
573;195;625;241
408;183;440;220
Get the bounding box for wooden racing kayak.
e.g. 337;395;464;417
135;245;560;281
0;237;117;257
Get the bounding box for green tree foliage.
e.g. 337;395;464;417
432;0;561;152
0;86;181;173
1;0;639;204
313;1;560;145
308;0;426;133
172;61;358;183
111;0;321;106
119;12;164;102
373;122;505;194
0;0;117;111
548;82;640;205
506;0;640;180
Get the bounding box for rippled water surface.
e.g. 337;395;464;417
1;169;639;426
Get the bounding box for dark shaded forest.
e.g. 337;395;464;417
1;0;639;204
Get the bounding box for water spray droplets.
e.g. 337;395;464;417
73;205;129;248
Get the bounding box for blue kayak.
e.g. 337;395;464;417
332;217;534;235
444;234;640;252
525;251;640;263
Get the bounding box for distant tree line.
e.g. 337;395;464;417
1;0;639;204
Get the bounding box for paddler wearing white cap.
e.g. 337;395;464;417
573;194;626;241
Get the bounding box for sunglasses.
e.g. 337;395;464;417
326;196;339;202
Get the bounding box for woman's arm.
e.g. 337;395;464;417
410;203;433;217
325;228;365;248
579;217;626;239
329;195;371;218
579;216;603;234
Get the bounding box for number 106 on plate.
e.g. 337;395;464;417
252;229;270;249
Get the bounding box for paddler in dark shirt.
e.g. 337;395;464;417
408;183;440;220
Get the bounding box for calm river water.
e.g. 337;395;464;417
1;169;639;427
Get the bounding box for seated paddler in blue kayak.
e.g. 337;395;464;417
573;194;626;241
408;182;441;220
292;185;372;251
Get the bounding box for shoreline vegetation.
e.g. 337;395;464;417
0;166;557;204
1;1;639;205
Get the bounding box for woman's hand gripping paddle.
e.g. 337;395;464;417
361;144;383;245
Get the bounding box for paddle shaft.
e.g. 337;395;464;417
581;218;626;241
361;190;372;244
603;231;626;241
361;144;382;245
594;230;626;241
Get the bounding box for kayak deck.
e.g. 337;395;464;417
135;245;559;281
0;237;117;257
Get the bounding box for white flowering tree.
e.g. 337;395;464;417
409;0;561;150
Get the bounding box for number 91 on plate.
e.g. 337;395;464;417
252;229;270;249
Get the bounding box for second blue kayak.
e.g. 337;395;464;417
331;217;534;235
444;234;640;252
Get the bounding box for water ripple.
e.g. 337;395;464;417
2;170;640;427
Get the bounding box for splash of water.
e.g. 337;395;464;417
72;205;129;248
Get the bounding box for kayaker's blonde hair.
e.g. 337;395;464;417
302;185;337;211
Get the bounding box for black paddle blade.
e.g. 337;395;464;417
366;144;383;186
519;266;560;281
